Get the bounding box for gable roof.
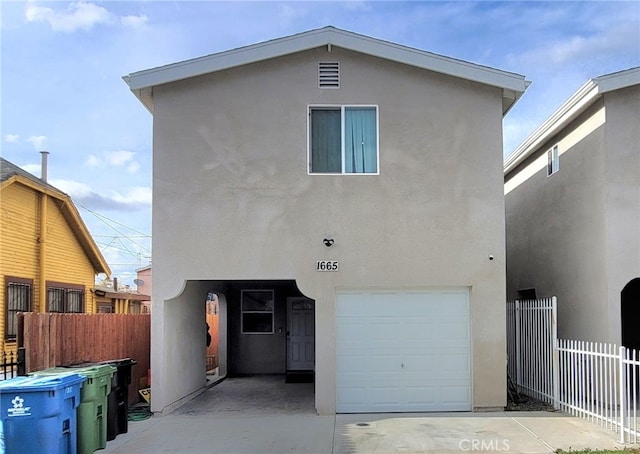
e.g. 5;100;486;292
504;66;640;175
0;157;111;276
123;26;528;115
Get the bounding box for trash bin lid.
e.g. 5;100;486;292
36;364;116;379
0;374;86;392
100;358;137;367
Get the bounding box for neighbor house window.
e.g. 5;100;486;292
547;145;559;176
5;277;32;341
47;282;84;313
241;290;274;334
309;106;378;174
97;304;114;313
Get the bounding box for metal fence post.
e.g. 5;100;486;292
551;296;560;410
515;300;521;390
619;346;626;444
17;347;26;376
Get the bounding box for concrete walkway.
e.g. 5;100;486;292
104;376;637;453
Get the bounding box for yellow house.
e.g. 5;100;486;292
0;156;111;353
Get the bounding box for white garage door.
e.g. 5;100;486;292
336;289;471;413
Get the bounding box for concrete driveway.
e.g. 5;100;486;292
104;376;636;453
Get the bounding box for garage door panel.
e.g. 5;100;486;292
439;387;471;405
440;354;471;372
336;289;471;413
402;355;438;371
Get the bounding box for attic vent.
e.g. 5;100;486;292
319;62;340;89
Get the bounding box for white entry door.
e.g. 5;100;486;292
287;297;315;371
336;289;471;413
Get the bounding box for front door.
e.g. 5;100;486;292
287;297;315;371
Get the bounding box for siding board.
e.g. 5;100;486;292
1;180;106;353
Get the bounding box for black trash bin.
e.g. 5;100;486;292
98;358;137;441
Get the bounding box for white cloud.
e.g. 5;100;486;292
85;154;100;167
121;14;148;29
342;0;371;13
127;162;141;174
20;164;41;176
25;1;110;32
105;150;135;166
112;186;152;206
513;21;639;70
24;1;148;33
25;135;47;150
85;150;141;173
48;178;151;211
50;178;94;198
4;134;20;143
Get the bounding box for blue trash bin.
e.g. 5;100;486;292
0;374;86;454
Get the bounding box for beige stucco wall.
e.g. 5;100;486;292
505;84;640;344
151;46;507;414
604;85;640;340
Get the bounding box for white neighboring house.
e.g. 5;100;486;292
124;26;528;415
505;67;640;349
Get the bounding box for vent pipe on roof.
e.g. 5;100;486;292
40;151;49;182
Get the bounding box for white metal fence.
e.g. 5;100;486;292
507;297;639;444
507;298;557;404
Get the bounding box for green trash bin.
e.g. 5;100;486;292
33;364;116;454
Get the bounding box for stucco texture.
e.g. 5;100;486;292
151;46;507;414
505;84;640;345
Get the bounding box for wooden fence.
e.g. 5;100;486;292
20;312;150;405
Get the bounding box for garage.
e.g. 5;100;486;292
336;289;471;413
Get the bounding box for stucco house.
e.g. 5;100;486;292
124;26;528;415
135;264;152;313
0;155;111;354
505;67;640;350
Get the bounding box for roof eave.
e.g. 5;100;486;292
103;291;151;300
3;175;111;275
59;199;112;276
504;80;600;175
123;27;527;115
504;67;640;175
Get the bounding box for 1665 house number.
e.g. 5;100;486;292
316;260;339;271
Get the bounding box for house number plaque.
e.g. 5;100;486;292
316;260;339;271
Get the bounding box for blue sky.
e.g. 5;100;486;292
1;1;639;287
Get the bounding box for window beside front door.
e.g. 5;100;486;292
47;282;85;313
5;277;32;341
309;105;379;174
241;290;274;334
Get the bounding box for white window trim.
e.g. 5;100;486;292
241;289;275;335
307;104;380;175
547;144;559;176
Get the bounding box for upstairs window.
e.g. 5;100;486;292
5;278;32;341
547;145;559;176
309;106;378;174
47;282;84;313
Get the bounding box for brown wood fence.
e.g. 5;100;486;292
19;313;150;405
